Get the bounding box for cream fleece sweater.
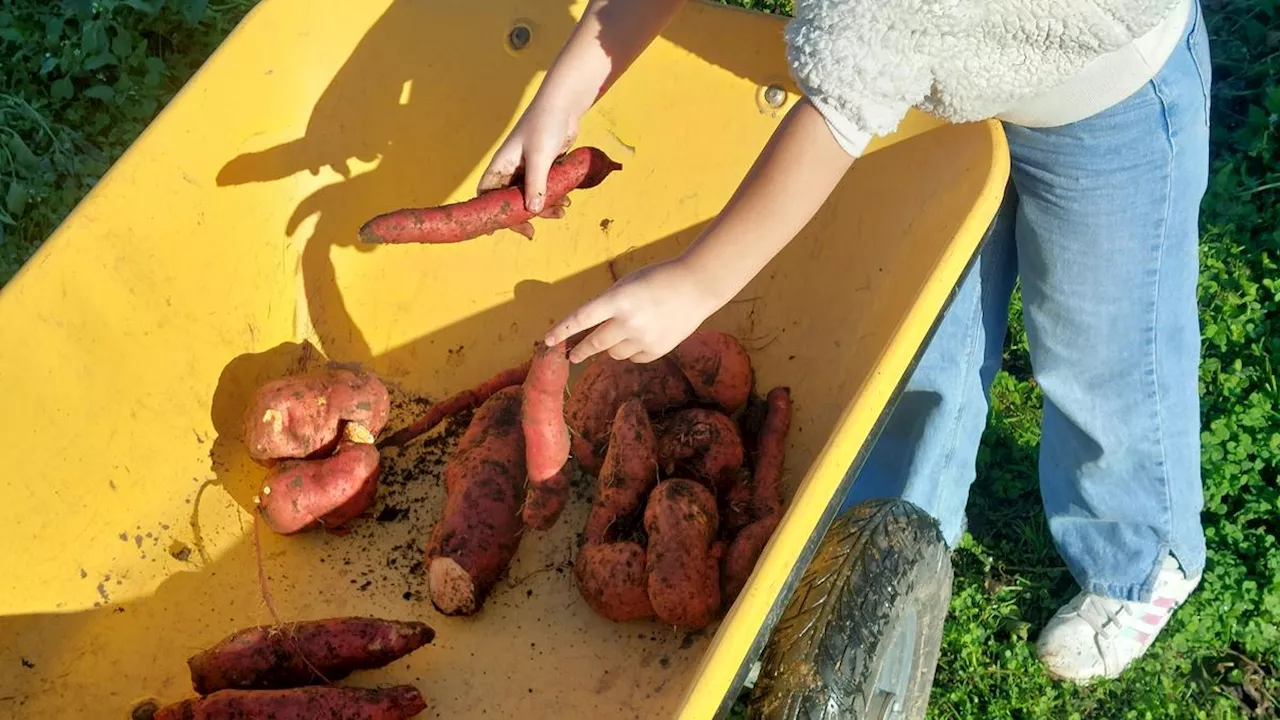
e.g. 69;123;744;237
785;0;1194;157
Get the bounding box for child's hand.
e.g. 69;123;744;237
477;97;581;215
545;258;729;364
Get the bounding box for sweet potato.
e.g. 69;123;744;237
380;361;530;448
583;397;658;544
187;617;434;694
521;341;572;530
425;386;526;615
721;387;791;602
720;516;780;603
656;409;745;492
357;147;622;244
244;363;389;462
563;331;751;471
573;399;659;622
257;441;381;535
153;685;426;720
573;542;654;622
644;479;722;630
736;392;771;466
720;467;755;535
565;355;693;473
669;330;753;414
748;387;789;518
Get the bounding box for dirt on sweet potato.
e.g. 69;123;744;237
720;515;780;604
244;363;390;462
257;441;382;535
153;684;426;720
521;341;573;530
721;387;791;603
583;397;659;544
720;466;755;536
186;617;434;694
573;542;654;622
669;330;753;414
655;408;745;493
565;355;693;473
358;147;622;244
425;386;527;616
379;361;529;449
644;478;722;631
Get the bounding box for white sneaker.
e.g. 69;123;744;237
1036;555;1200;683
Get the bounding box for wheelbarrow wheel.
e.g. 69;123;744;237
747;498;953;720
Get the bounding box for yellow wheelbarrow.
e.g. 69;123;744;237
0;0;1008;717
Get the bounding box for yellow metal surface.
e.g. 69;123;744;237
0;0;1007;717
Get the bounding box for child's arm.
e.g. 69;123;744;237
679;97;856;311
546;97;856;364
478;0;687;212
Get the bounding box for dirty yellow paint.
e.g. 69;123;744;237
0;0;1007;717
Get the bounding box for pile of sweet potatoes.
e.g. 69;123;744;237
150;616;433;719
568;333;792;630
400;329;791;629
242;362;391;535
233;328;789;633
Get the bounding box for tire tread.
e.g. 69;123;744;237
748;499;952;720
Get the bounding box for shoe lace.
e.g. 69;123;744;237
1077;595;1131;640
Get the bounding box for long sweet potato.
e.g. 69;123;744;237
521;341;572;530
748;387;789;519
721;387;791;603
583;397;658;544
644;479;722;631
573;542;654;622
187;617;434;694
244;363;389;463
380;361;530;449
257;441;381;535
656;409;745;493
425;386;526;615
565;355;693;473
358;147;622;244
154;685;426;720
669;330;753;414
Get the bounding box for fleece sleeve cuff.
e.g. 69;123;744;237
805;93;875;160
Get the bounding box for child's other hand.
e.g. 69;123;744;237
477;97;581;215
545;258;728;364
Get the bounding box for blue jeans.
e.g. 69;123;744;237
840;0;1212;603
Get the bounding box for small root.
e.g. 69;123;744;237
253;513;332;685
252;512;284;628
743;331;782;353
505;563;558;589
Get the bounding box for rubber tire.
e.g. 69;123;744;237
747;498;953;720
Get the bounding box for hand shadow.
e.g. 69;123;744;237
213;0;800;366
214;0;582;365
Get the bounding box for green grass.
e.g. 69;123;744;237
927;0;1280;715
0;0;258;284
3;0;1278;717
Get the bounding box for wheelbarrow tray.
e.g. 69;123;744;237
0;0;1008;717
